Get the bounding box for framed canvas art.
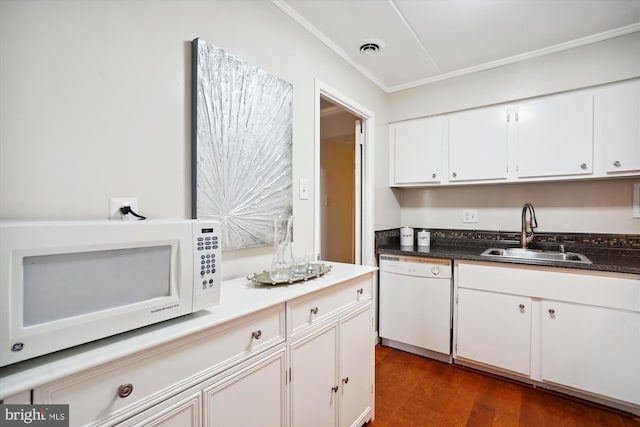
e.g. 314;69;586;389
191;38;293;251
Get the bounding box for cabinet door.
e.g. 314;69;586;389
391;117;446;185
594;80;640;174
290;324;338;427
339;306;373;427
516;92;593;178
448;107;508;182
117;389;202;427
202;348;287;427
456;288;531;375
541;301;640;405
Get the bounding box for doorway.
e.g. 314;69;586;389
314;80;374;266
319;97;360;263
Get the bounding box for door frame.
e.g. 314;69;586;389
314;79;375;266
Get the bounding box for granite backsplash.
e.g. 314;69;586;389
375;228;640;258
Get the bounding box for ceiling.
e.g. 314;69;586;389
273;0;640;93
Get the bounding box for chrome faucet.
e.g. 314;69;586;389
521;203;538;249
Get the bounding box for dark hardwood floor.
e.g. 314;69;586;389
370;345;640;427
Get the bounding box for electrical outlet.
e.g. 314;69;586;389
633;183;640;219
109;197;138;220
463;209;478;223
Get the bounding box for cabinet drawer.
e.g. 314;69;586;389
33;304;285;427
289;275;371;337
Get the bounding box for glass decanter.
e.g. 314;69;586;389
269;215;294;281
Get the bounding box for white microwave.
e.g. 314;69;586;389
0;219;221;367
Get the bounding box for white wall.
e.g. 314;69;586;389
0;0;394;279
389;33;640;235
399;179;640;234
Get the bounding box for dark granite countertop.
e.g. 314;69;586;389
376;228;640;275
377;244;640;275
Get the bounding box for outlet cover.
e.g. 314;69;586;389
633;183;640;219
463;209;478;223
109;197;138;220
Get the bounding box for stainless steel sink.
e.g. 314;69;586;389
480;247;592;264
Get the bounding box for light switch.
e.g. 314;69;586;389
299;178;309;200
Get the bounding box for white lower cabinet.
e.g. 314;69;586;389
289;304;373;427
118;345;286;427
34;304;286;427
117;388;203;427
541;300;640;405
27;271;376;427
456;288;531;376
454;261;640;414
201;347;287;427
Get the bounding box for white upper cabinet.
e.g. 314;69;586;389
594;80;640;175
515;92;594;179
448;107;508;182
390;116;446;185
389;79;640;187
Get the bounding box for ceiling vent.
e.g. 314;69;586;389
359;39;385;56
360;43;379;55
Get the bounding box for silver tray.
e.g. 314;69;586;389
247;264;331;285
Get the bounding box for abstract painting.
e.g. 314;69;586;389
191;38;293;251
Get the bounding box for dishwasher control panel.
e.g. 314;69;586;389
380;255;451;279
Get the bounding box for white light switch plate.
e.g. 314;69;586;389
633;183;640;218
299;178;309;200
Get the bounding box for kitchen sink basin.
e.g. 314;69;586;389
480;247;592;264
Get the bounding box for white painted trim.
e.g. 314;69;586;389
314;79;376;266
271;0;640;93
387;22;640;92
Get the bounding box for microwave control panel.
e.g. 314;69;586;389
193;220;221;308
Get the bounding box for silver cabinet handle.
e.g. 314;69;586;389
342;377;349;384
548;308;555;315
613;160;621;168
357;288;364;295
118;383;133;398
580;163;588;170
518;304;525;310
332;385;339;393
252;330;262;340
431;267;440;276
310;307;318;315
452;172;457;178
432;173;436;179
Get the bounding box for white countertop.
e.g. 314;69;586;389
0;261;377;399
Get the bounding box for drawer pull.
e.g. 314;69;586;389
357;288;364;295
580;163;588;170
332;385;339;393
310;307;319;315
342;376;349;384
118;383;134;398
518;304;525;310
252;330;262;340
548;308;556;316
613;160;622;168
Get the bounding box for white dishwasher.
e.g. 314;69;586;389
379;255;452;363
